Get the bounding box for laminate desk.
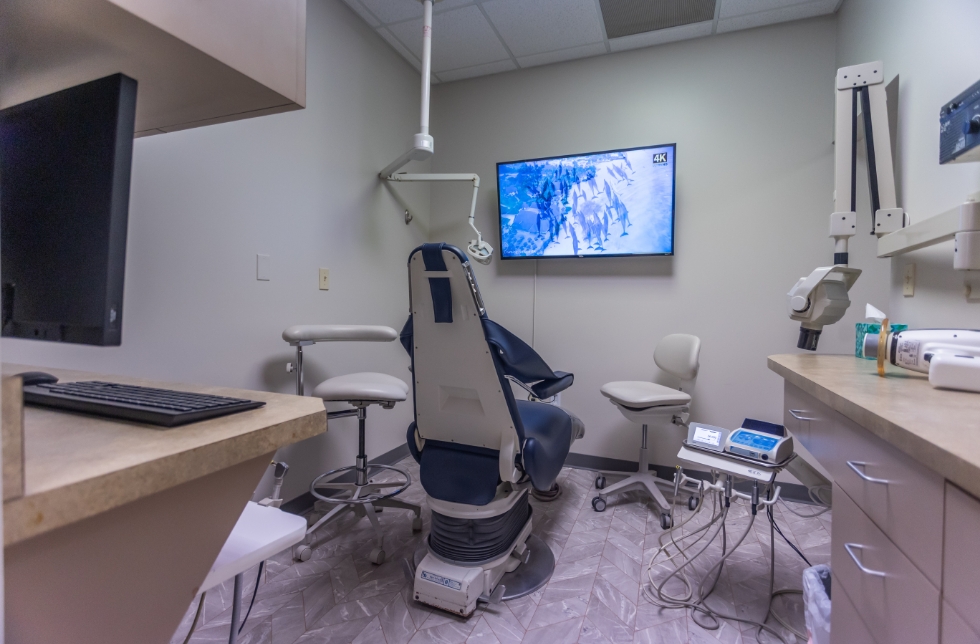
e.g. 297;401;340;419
1;364;325;644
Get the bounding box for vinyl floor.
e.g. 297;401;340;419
171;458;831;644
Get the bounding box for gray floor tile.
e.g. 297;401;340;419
170;462;830;644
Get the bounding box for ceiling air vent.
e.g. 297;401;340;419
598;0;716;38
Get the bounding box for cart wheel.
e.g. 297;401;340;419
412;516;423;532
293;544;312;562
370;548;386;565
595;475;606;490
688;496;699;511
592;496;607;512
660;512;673;530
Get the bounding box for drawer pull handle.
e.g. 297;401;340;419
789;409;817;421
846;461;890;485
844;543;886;578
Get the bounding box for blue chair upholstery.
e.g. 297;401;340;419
402;243;576;505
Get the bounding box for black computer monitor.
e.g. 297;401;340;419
0;73;137;346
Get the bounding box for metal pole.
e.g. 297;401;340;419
420;0;432;135
228;573;243;644
356;407;367;486
295;345;304;396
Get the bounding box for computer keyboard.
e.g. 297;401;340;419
23;380;265;427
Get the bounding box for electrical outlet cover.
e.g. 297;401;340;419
319;268;329;290
903;263;915;297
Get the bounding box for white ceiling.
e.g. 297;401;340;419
341;0;844;83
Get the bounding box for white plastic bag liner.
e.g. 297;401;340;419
803;564;832;644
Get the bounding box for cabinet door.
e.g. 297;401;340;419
832;484;940;644
783;381;811;444
942;601;980;644
943;483;980;635
831;579;877;644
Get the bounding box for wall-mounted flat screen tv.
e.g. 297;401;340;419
497;143;675;259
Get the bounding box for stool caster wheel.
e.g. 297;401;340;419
412;516;423;532
592;496;606;512
293;543;312;562
688;496;699;511
370;548;386;565
660;512;673;530
595;475;606;490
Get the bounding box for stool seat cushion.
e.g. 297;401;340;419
600;381;690;409
313;372;409;402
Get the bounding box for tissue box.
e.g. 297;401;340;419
855;323;908;359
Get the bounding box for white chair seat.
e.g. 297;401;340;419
200;502;307;593
313;372;409;402
600;381;691;409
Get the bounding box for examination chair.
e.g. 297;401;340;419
400;243;584;617
593;333;700;529
281;325;422;564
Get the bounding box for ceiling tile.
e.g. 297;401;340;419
608;20;712;52
517;43;609;69
437;59;517;82
387;6;512;73
378;27;421;70
720;0;812;19
342;0;381;27
716;0;836;32
358;0;475;25
482;0;604;58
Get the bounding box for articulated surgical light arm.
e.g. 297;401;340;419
384;173;494;264
378;0;493;263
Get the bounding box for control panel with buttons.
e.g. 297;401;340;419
940;77;980;164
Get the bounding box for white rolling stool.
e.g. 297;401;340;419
592;333;701;529
282;325;422;565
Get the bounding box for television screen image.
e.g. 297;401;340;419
497;144;675;259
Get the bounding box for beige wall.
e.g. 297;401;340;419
1;0;430;502
836;0;980;327
429;16;882;471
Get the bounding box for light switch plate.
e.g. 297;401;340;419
319;268;329;290
903;263;915;296
257;254;271;281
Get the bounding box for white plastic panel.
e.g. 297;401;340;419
408;250;519;456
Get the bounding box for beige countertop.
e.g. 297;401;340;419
2;364;326;546
768;354;980;498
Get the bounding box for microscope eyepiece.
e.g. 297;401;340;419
797;326;821;351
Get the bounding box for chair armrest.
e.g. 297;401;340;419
282;325;398;345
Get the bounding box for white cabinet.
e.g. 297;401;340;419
0;0;306;136
943;484;980;638
831;484;940;644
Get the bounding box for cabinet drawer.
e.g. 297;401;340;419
942;601;980;644
832;484;940;644
783;381;810;444
943;483;980;635
783;384;839;469
831;579;876;644
830;414;944;586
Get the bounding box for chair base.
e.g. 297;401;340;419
594;469;674;512
410;518;553;617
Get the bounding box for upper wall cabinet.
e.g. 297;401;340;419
0;0;307;137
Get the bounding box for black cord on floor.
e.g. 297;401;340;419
180;591;206;644
238;561;265;634
766;502;811;567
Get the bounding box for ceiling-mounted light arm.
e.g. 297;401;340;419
379;0;494;263
384;173;494;265
379;0;436;178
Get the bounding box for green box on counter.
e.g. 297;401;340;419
855;322;908;359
